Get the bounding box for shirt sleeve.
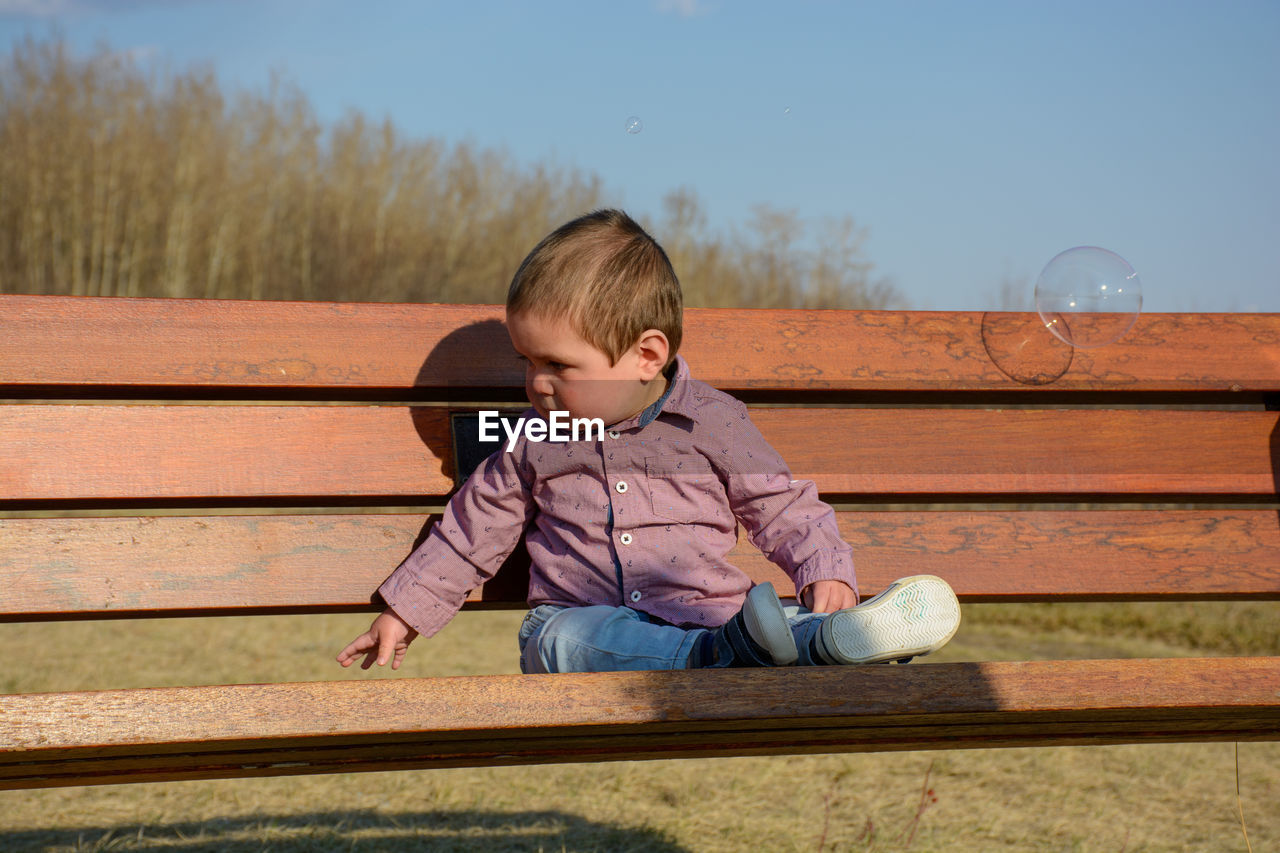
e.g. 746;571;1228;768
378;441;534;638
711;399;858;601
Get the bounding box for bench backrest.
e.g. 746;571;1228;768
3;294;1278;622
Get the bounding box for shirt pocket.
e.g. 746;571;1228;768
645;454;721;523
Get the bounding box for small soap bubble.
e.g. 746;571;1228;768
1034;246;1142;349
625;116;643;135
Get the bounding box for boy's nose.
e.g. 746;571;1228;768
529;370;555;398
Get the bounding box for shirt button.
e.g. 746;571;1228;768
619;532;633;545
615;481;628;493
608;430;620;439
630;590;642;603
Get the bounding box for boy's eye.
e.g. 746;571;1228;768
514;355;567;371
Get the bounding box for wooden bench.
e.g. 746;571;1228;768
2;294;1278;790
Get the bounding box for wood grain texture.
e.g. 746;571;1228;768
4;295;1279;393
4;510;1277;619
1;657;1276;788
4;297;1279;784
3;406;1276;502
0;405;455;500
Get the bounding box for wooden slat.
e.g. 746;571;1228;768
4;295;1279;393
3;406;1276;502
4;510;1277;619
763;408;1279;497
0;297;513;393
0;405;455;500
1;658;1277;789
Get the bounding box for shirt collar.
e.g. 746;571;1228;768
624;354;698;430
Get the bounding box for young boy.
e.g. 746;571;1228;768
338;209;960;674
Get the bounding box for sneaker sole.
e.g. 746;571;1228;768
742;582;799;666
820;575;960;665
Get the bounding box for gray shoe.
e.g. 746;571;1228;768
712;582;799;666
815;575;960;665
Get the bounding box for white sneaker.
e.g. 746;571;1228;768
815;575;961;665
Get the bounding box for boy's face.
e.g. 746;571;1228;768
506;310;669;427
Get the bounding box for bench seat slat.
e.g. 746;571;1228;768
2;658;1277;789
9;716;1280;790
4;510;1277;619
5;296;1279;393
4;406;1276;502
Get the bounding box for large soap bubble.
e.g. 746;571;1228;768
1034;247;1143;348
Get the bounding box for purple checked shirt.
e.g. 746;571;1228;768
379;355;857;637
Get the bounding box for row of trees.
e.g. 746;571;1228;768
0;37;898;308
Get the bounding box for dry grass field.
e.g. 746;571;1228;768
2;603;1276;852
0;37;897;312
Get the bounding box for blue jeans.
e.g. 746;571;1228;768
518;603;829;673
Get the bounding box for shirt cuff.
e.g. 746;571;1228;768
790;548;858;602
378;566;459;639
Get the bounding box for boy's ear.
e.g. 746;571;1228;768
633;329;670;380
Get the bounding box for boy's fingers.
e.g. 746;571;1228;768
812;586;849;614
377;633;396;667
336;634;370;666
814;590;832;613
808;585;830;613
809;581;857;614
360;637;383;669
338;619;412;671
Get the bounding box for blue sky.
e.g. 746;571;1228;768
3;0;1278;312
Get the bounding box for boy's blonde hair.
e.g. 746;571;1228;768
507;209;682;367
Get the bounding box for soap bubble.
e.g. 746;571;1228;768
1034;246;1142;348
625;116;643;134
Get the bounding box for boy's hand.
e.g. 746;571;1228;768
801;579;857;613
337;608;419;671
